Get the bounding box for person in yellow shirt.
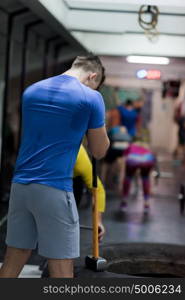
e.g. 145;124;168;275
74;145;106;241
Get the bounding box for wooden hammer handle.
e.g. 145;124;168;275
92;158;99;258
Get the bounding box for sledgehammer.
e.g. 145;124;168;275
85;157;107;272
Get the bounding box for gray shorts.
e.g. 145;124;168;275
6;183;80;259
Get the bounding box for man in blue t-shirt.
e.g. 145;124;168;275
117;100;139;137
0;55;109;278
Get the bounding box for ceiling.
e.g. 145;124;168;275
2;0;185;80
60;0;185;57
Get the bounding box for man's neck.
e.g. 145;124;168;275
63;69;87;84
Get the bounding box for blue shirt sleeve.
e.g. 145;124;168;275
88;91;105;129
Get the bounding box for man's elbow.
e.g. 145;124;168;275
93;151;106;160
92;140;110;159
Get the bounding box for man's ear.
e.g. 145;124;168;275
90;72;97;81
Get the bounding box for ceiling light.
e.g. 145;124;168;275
126;56;170;65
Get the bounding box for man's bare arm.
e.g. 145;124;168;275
87;126;110;159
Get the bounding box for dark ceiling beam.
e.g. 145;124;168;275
42;36;61;78
20;19;43;95
19;0;87;53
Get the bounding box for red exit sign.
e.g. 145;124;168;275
147;70;161;79
137;69;161;80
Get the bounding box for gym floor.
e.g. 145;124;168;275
0;153;185;277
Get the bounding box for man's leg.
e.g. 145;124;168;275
32;186;79;278
48;258;74;278
0;246;32;278
2;183;38;278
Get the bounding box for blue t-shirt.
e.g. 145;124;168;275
13;74;105;191
117;106;138;137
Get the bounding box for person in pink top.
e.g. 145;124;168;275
120;140;157;213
